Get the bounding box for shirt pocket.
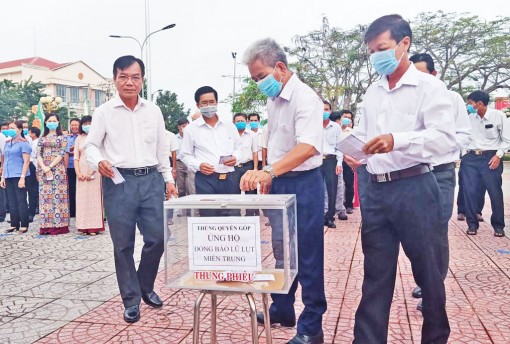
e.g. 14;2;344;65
391;111;417;132
142;119;157;143
484;126;499;139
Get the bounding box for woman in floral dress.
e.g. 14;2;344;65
74;115;104;235
37;113;69;235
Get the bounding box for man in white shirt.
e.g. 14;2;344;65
353;15;455;344
240;38;326;344
84;55;177;324
462;90;510;237
0;125;6;221
337;110;355;214
175;117;193;198
248;113;264;168
233;113;259;215
322;101;343;228
26;126;41;222
180;86;249;216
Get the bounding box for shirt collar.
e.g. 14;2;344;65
324;120;334;129
196;115;226;128
377;63;420;91
112;95;145;111
276;73;299;101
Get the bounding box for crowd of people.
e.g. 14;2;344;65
0;114;104;236
1;12;509;344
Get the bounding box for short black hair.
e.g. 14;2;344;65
410;53;435;73
0;122;7;128
113;55;145;77
233;113;248;121
194;86;218;104
177;117;189;126
70;117;80;124
323;100;332;110
340;110;353;117
467;90;490;106
29;126;41;138
364;14;412;50
330;111;342;122
248;113;260;121
79;115;92;134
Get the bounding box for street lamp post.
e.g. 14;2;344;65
151;89;163;101
109;23;176;99
232;52;237;108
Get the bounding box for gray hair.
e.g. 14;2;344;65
242;38;288;67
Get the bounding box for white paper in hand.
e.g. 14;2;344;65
111;167;126;185
336;135;373;162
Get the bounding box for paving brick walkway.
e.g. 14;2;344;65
1;168;509;343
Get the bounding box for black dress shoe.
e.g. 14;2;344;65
256;312;296;327
476;214;484;222
412;286;422;299
28;215;34;223
287;330;324;344
123;305;140;323
325;219;336;228
346;207;354;214
416;300;423;312
142;291;163;308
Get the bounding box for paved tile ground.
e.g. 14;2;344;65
0;167;509;343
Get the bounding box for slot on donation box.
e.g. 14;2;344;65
163;194;298;294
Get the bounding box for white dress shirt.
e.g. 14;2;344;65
357;63;456;174
431;90;472;166
323;120;343;166
165;130;178;154
252;129;264;162
84;96;173;183
236;129;258;164
467;108;510;157
176;134;184;161
0;133;5;155
180;116;250;174
266;73;323;171
30;138;39;168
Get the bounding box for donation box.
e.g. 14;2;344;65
164;194;297;294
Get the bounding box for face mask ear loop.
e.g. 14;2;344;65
274;64;284;83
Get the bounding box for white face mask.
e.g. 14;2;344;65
200;105;217;118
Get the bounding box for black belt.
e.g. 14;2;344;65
200;172;231;180
117;165;158;176
467;149;497;156
370;164;431;183
323;154;336;160
235;161;254;168
433;162;455;172
279;167;319;179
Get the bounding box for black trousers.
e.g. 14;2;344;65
354;172;450;344
67;168;76;217
232;161;259;216
457;164;485;215
461;153;505;231
0;187;6;220
321;158;338;220
102;171;165;308
5;178;29;229
195;171;240;217
26;162;39;217
342;160;354;208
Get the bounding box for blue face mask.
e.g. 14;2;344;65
82;125;91;134
2;129;17;138
323;112;331;120
23;129;28;136
249;122;259;130
467;104;477;114
341;118;352;127
46;122;59;131
370;41;404;76
235;122;247;130
257;67;283;97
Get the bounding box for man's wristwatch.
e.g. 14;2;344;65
262;165;277;179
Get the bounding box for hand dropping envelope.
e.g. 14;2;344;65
111;166;126;185
336;135;373;162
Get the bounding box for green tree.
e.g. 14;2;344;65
155;90;190;133
231;77;268;114
412;11;510;98
286;17;379;114
0;77;47;122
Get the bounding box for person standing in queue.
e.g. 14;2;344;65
240;38;326;344
84;55;177;324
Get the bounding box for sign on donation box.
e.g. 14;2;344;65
163;194;298;294
188;216;261;271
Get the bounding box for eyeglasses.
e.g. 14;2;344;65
116;74;143;84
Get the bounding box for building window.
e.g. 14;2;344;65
95;90;105;107
70;87;79;103
56;85;67;102
82;88;88;102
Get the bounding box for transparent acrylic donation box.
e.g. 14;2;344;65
163;194;297;294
